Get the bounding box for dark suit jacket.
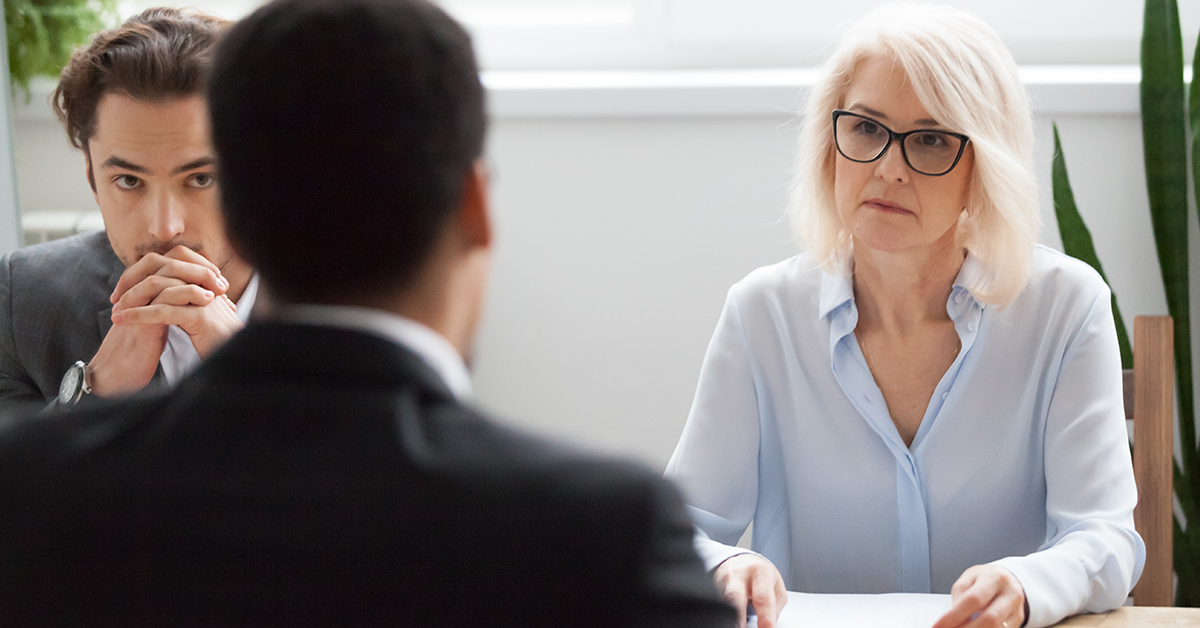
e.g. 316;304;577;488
0;231;164;419
0;322;734;627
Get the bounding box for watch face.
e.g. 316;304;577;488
58;363;83;405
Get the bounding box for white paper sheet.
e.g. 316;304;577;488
749;592;954;628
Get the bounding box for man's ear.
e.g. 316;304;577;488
458;160;492;250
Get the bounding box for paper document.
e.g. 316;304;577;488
750;592;953;628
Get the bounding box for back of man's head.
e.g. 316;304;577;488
208;0;487;305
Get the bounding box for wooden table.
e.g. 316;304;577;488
763;593;1200;627
1055;607;1200;626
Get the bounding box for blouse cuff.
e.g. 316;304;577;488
693;531;762;572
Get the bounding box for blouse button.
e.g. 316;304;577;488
967;320;977;332
942;392;949;400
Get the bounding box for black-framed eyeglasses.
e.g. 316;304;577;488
832;109;970;177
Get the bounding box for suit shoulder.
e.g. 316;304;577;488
3;232;119;290
422;400;670;497
0;394;166;476
4;231;113;267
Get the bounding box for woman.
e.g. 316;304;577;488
664;4;1144;628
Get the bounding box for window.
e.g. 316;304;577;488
114;0;1198;70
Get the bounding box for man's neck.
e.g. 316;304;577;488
272;302;474;398
382;247;487;362
262;216;488;361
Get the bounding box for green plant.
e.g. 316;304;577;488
4;0;116;95
1053;0;1200;605
1051;125;1133;370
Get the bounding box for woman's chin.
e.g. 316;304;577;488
853;232;920;256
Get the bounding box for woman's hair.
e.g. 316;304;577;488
792;2;1039;305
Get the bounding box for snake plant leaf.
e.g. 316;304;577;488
1176;517;1200;606
1051;124;1133;369
1142;0;1195;604
1141;1;1190;321
1191;28;1200;249
1184;19;1200;593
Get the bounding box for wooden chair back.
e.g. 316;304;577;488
1123;315;1174;606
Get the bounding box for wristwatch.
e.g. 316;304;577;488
57;360;92;406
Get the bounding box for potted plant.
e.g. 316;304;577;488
5;0;115;94
1054;0;1200;605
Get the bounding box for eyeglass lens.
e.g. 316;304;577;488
834;112;965;176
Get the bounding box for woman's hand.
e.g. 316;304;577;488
713;553;788;628
931;564;1026;628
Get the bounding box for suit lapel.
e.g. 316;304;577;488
95;260;122;341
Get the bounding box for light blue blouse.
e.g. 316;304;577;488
664;246;1144;628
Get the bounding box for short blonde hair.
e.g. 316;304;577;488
792;2;1039;305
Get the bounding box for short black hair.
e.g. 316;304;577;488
207;0;486;303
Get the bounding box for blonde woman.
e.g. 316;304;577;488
664;5;1144;628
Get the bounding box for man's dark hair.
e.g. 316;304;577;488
53;8;228;153
208;0;487;303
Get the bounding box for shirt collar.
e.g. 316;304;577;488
275;304;473;399
235;273;259;323
951;252;985;300
818;267;855;321
818;251;986;323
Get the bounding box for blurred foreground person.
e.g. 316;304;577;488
0;1;735;626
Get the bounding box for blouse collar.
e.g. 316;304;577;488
818;251;986;323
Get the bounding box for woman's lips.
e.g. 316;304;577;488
863;198;913;215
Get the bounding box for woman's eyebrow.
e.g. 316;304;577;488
846;104;943;128
847;104;889;120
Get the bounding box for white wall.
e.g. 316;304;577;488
475;115;799;465
8;72;1187;470
0;12;21;257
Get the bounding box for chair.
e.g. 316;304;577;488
1122;315;1174;606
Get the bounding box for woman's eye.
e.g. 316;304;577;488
189;173;216;188
915;132;947;148
856;121;881;136
114;175;141;190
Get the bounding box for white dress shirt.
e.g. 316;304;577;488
664;245;1144;628
160;273;259;386
276;304;472;399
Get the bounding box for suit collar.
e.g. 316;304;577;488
94;241;124;341
276;304;471;399
184;322;457;402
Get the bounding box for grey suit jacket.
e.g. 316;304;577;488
0;231;162;419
